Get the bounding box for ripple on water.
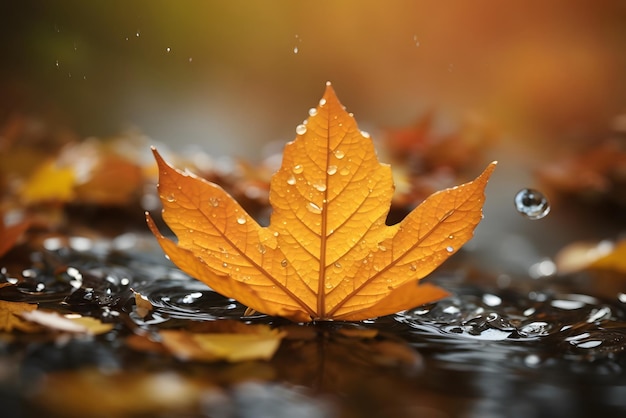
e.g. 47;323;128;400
394;284;626;367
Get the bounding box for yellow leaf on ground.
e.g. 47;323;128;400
148;83;496;321
159;323;285;362
21;159;75;203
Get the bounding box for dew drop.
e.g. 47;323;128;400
222;262;228;268
293;46;299;54
308;108;318;117
257;244;266;254
293;164;304;174
166;47;171;53
514;188;550;220
360;130;370;138
273;231;279;237
166;194;175;202
307;201;322;214
339;167;350;176
209;197;219;207
313;182;327;192
281;259;288;267
319;98;327;106
296;124;307;135
377;244;387;252
327;165;337;175
287;175;296;185
409;263;417;271
334;149;345;159
448;235;454;239
237;216;246;225
446;246;454;253
333;262;342;269
325;283;333;290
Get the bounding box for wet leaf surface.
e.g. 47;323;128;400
148;84;495;321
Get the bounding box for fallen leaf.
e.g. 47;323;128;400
159;322;285;362
0;214;30;258
148;83;496;321
556;239;626;274
20;158;75;203
0;299;39;332
20;310;114;335
33;369;212;418
133;290;154;318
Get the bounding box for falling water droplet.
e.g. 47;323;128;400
287;175;296;185
514;188;550;220
296;124;307;135
308;108;317;116
293;164;304;174
327;165;337;175
237;216;246;225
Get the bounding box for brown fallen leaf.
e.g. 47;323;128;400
160;326;285;362
0;299;39;332
0;213;30;258
148;83;496;322
133;290;154;318
20;310;114;335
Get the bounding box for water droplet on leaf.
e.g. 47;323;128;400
296;124;307;135
286;175;296;185
327;165;337;175
281;259;288;267
293;164;304;174
334;149;345;159
514;188;550;220
313;182;327;192
166;194;175;202
307;201;322;214
446;246;454;253
237;216;246;225
308;108;317;116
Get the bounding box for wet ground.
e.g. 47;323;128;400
1;228;625;418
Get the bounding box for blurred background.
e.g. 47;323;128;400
2;0;626;270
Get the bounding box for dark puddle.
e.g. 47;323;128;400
1;233;626;417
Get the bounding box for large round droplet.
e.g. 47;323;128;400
514;188;550;220
296;124;307;135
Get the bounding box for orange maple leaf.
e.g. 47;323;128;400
147;83;496;322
